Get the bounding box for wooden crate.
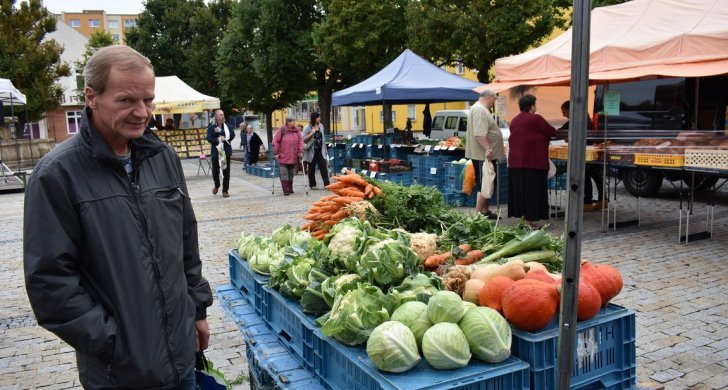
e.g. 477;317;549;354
634;153;685;167
684;149;728;170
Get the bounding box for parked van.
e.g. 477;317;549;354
593;75;728;196
430;110;510;141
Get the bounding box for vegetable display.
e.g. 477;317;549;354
233;171;626;373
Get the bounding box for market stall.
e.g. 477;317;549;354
218;172;634;389
0;78;28;191
152;76;221;159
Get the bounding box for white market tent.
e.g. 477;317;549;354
153;76;220;114
0;78;27;106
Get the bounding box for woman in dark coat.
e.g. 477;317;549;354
507;94;557;228
242;124;265;165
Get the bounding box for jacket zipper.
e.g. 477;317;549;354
130;173;179;385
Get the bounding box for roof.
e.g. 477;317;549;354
153;76;220;114
479;0;728;92
332;49;483;106
0;78;27;106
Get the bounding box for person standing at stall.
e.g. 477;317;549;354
508;94;557;228
23;45;213;389
273;117;303;195
302;112;330;190
557;100;605;211
465;89;504;219
207;109;235;197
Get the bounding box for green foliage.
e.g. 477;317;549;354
74;30;115;103
406;0;569;83
217;0;316;139
0;0;71;123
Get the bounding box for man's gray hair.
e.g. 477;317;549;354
84;45;154;94
479;89;496;98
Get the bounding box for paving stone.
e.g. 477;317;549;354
650;368;685;383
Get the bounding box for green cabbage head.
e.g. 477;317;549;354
458;307;512;363
366;321;421;373
427;291;464;324
390;301;432;348
422;322;471;369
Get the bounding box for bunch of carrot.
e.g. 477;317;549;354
301;172;383;240
423;243;484;271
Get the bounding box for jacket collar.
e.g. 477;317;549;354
80;106;167;163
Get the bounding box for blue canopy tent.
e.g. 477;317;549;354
332;49;483;106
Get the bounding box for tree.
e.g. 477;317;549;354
73;30;115;103
312;0;408;132
187;0;233;97
407;0;569;83
0;0;71;126
216;0;316;141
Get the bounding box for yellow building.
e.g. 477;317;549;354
277;65;480;134
60;10;138;44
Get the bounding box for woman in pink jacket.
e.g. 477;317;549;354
273;118;304;195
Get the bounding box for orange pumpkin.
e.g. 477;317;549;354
478;276;514;313
524;270;557;284
580;261;623;307
502;279;559;332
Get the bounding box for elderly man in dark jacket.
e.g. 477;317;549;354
23;45;213;389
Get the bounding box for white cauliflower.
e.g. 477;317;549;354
327;225;362;257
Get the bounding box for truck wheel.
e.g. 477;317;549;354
622;167;663;197
683;174;719;191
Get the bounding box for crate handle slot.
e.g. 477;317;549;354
279;330;292;343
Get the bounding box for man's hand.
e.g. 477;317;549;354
195;319;210;351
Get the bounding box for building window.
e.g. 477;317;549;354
456;62;465;74
111;34;120;43
89;19;100;28
124;19;137;28
108;20;118;28
407;105;416;121
379;111;396;123
67;111;83;134
70;19;80;27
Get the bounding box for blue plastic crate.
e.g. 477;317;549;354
229;250;269;318
348;144;367;159
366;144;388;159
217;286;325;390
549;173;568;190
442;192;466;207
510;304;636;390
257;284;530;390
445;162;466;178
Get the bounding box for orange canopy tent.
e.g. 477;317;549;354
478;0;728;92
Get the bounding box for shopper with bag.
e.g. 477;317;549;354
465;89;504;219
273;117;304;196
507;94;557;228
207;109;235;197
302;112;330;190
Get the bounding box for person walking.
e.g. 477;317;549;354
23;45;213;389
273;117;303;195
465;89;505;219
302;112;330;190
508;94;557;228
207;109;235;197
242;123;265;166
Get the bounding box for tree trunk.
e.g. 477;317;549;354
316;68;334;137
265;111;274;147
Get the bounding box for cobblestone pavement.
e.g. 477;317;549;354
1;158;727;389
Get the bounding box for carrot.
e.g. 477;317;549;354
320;195;338;201
301;222;315;230
456;250;484;266
303;213;319;221
337;174;369;188
371;186;383;196
338;188;366;198
324;220;340;227
367;191;375;199
331;209;349;220
424;252;452;269
363;184;374;196
326;182;348;190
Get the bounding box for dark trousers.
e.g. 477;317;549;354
584;164;603;203
212;153;231;192
308;150;330;187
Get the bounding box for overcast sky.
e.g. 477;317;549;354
40;0;146;15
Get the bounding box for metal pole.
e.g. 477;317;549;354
557;0;591;388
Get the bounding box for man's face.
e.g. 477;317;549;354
487;95;496;109
85;67;154;141
215;110;225;123
247;125;253;134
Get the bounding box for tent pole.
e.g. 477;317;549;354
557;0;592;388
601;83;610;233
